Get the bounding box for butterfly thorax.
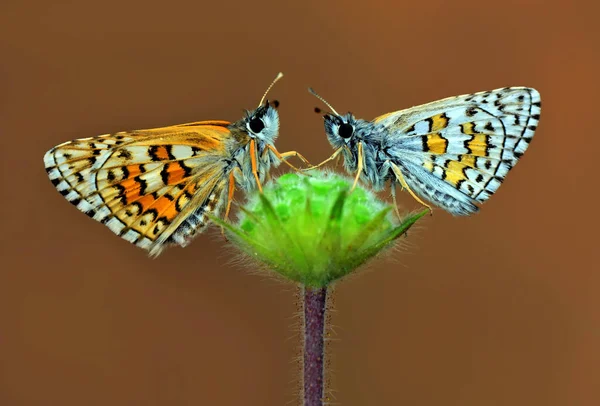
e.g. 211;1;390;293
226;121;280;192
339;120;389;191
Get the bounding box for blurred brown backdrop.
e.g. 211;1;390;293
1;0;599;405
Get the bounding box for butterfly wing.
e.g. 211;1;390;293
44;121;235;256
373;87;541;215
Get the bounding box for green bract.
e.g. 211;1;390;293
212;171;428;288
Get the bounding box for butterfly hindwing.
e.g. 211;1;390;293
44;122;233;255
375;87;540;215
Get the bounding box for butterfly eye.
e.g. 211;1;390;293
249;117;265;133
338;123;354;139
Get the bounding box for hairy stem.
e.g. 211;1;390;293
303;286;327;406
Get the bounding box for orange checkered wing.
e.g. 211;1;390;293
44;121;234;256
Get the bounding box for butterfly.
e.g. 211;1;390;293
44;72;310;257
307;86;541;216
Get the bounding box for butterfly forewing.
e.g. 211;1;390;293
44;122;233;256
374;87;540;215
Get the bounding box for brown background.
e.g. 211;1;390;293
1;0;598;405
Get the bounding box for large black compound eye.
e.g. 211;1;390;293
249;117;265;133
338;123;354;138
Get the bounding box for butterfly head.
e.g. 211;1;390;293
242;100;280;144
308;87;359;149
322;111;359;148
236;72;284;144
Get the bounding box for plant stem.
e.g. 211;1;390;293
303;286;327;406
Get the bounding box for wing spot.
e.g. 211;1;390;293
160;164;170;185
461;122;476;135
425;118;433;132
421;136;429;152
113;184;127;204
150;145;175;161
135;176;147;195
143;208;158;222
426;133;448;154
431;113;449;131
117;149;133;159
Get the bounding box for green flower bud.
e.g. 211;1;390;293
212;170;427;288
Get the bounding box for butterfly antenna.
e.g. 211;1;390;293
308;87;340;116
258;72;284;107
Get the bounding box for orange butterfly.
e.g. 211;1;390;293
44;73;308;257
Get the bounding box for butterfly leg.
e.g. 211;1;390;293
390;182;402;219
224;169;238;223
350;142;364;191
335;149;343;167
276;149;312;168
389;161;433;214
249;139;263;193
221;167;243;240
267;145;312;171
302;147;342;171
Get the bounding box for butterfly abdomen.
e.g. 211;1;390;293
158;184;227;257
